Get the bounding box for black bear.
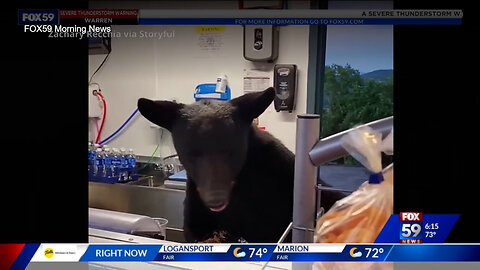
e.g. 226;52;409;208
138;88;344;243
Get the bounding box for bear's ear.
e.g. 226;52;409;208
137;98;184;130
230;87;275;122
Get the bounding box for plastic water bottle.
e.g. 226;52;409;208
103;148;113;183
215;74;228;93
111;148;122;183
119;148;129;182
88;142;95;181
93;148;105;182
127;149;138;181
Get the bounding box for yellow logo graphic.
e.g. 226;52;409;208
349;247;362;258
233;247;246;258
44;248;54;258
196;26;225;34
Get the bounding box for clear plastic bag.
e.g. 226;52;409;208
314;126;393;244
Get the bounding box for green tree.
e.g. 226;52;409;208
321;64;393;164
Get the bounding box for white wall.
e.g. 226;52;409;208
88;2;311;157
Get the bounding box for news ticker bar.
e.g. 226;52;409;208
18;9;463;25
20;243;480;263
1;213;466;268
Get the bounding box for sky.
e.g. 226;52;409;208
325;25;393;74
325;1;394;74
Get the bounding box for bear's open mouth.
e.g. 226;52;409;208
209;203;228;212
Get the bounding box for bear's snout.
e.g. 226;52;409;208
198;189;230;212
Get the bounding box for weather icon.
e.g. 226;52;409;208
349;247;362;258
233;247;246;258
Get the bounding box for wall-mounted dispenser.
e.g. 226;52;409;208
274;64;297;113
243;25;279;62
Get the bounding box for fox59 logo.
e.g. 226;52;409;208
400;212;423;244
18;9;59;25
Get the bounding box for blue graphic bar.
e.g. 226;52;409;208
80;245;162;261
156;245;277;262
139;18;461;25
271;245;393;262
76;244;480;262
10;244;40;270
385;245;480;262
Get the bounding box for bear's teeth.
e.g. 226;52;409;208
209;204;227;212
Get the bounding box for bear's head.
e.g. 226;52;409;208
138;87;275;212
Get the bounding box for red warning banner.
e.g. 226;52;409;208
59;9;138;24
60;10;138;18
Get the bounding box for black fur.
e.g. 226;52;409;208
138;88;344;243
183;126;295;243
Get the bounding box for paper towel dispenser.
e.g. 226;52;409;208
243;25;279;62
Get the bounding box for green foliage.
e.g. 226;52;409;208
321;64;393;164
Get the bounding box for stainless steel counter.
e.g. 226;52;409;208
89;178;186;242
